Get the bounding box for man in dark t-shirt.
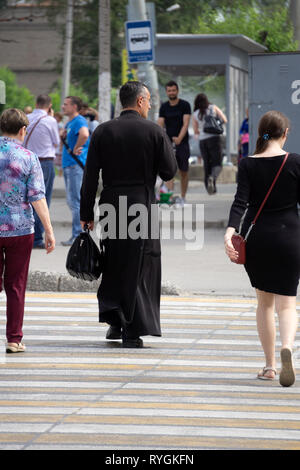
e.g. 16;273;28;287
158;81;191;206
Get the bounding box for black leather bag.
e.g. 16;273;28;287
66;228;104;281
203;114;223;135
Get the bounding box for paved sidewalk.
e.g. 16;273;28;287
0;293;299;450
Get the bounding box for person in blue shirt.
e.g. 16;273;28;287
61;96;90;245
238;108;249;163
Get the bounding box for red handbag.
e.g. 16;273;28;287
231;153;289;264
232;234;246;264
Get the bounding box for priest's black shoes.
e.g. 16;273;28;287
122;336;143;348
106;326;122;340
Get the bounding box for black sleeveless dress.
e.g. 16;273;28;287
228;153;300;296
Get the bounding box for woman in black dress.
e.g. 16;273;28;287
225;110;300;387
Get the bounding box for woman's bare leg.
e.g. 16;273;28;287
256;289;276;377
275;294;298;350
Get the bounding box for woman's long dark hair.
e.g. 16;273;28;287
194;93;209;120
254;110;290;154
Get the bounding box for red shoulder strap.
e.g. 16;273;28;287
252;152;289;224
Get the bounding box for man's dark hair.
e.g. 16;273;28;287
165;80;178;90
66;96;83;111
119;81;148;108
36;94;52;109
0;108;29;135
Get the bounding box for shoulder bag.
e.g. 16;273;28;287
24;115;47;148
203;106;223;135
232;152;289;264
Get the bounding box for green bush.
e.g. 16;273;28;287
0;67;34;112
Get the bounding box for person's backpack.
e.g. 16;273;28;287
66;227;104;281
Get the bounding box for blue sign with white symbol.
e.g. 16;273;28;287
125;20;154;64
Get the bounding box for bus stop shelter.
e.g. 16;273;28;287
154;34;267;160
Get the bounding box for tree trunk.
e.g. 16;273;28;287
98;0;111;123
290;0;300;49
60;0;73;109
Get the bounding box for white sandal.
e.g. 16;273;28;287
6;342;26;354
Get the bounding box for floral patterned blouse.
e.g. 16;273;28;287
0;137;45;237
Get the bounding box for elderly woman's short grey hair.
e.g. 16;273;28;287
0;108;29;135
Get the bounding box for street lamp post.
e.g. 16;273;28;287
166;3;180;12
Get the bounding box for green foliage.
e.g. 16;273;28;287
49;79;117;111
42;0;127;101
40;0;297;102
195;1;297;52
0;67;34;111
49;80;98;112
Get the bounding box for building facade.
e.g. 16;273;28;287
0;1;61;95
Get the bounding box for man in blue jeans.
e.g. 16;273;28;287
61;96;90;246
25;94;60;248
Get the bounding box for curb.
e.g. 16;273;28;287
27;270;182;295
52;220;228;230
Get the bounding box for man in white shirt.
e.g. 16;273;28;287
25;94;60;248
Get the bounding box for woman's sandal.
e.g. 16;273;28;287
257;366;277;381
279;348;295;387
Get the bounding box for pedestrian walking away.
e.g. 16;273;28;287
80;81;177;348
61;96;90;246
225;110;300;387
158;80;191;207
192;93;227;195
24;94;60;248
0;108;55;354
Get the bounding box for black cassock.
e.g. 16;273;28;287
80;110;177;338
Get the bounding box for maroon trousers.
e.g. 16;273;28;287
0;234;34;343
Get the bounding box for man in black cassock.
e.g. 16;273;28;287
80;81;177;348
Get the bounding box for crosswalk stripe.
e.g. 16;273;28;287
0;292;300;450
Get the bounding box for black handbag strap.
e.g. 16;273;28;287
62;136;85;170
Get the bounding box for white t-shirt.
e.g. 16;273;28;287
193;104;216;141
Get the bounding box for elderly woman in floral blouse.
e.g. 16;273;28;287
0;108;55;353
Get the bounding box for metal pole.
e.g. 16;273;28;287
225;63;231;162
0;80;5;105
98;0;111;123
290;0;300;49
127;0;160;121
60;0;73;109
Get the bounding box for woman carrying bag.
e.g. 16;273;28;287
225;110;300;387
192;93;227;195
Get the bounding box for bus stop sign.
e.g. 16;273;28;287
125;20;154;64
